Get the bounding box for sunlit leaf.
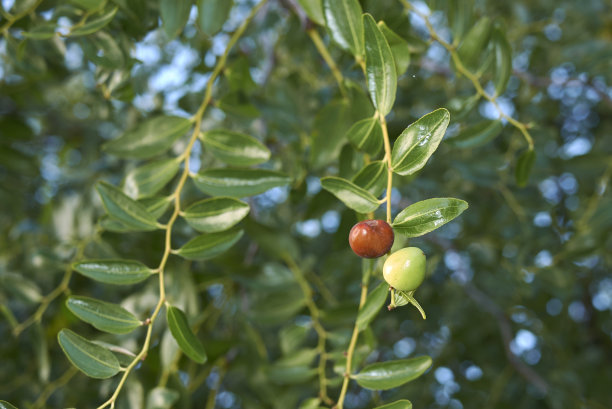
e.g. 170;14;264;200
146;387;180;409
66;296;142;334
182;197;250;233
104;116;192;159
200;129;270;166
352;356;432;390
166;306;207;363
297;0;324;25
378;21;411;76
123;158;181;199
58;329;121;379
363;14;397;116
96;182;159;231
73;259;155;285
374;400;413;409
320;176;380;213
323;0;364;58
175;229;244;260
192;169;291;197
0;401;18;409
393;198;468;237
391;108;450;176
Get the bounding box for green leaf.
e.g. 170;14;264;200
58;329;121;379
73;259;155;285
352;160;387;197
146;387;179;409
323;0;364;58
123;158;181;199
66;296;142;334
297;0;324;25
104;116;192;159
392;198;468;237
22;23;57;39
515;149;536;187
492;26;512;96
457;17;492;71
70;0;106;10
175;229;244;260
374;400;413;409
280;324;310;355
192;169;291;197
363;14;397;116
356;281;389;331
266;365;317;385
166;306;207;363
96;182;159;231
80;31;125;69
352;356;432;390
160;0;192;39
197;0;233;36
390;108;450;176
200;129;271;166
346;117;383;154
320;176;380;213
70;7;118;36
378;21;411;76
447;120;503;149
142;196;173;219
0;401;18;409
182;197;250;233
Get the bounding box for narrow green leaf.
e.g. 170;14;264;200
70;7;118;36
142;196;173;219
182;197;249;233
297;0;324;25
356;281;389;331
81;31;125;69
492;26;512;96
96;182;158;231
352;160;387;197
104;116;192;159
346;117;383;154
447;120;503;149
160;0;191;39
280;324;310;355
166;306;207;363
352;356;432;390
66;296;142;334
73;259;155;285
267;365;317;385
456;17;492;71
58;329;121;379
0;401;18;409
374;400;413;409
320;176;380;213
192;169;291;197
197;0;233;36
124;158;181;199
71;0;106;11
515;149;536;187
363;14;397;116
393;198;468;237
378;21;411;76
175;229;244;260
391;108;450;176
22;23;57;39
323;0;364;58
299;397;323;409
200;129;270;166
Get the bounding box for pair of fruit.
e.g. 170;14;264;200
349;220;425;291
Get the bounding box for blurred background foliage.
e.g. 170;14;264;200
1;0;611;408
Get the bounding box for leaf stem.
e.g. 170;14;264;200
285;256;333;406
95;2;267;407
402;0;534;150
379;114;393;224
307;28;348;98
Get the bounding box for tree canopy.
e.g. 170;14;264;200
1;0;611;408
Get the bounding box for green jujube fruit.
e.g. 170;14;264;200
382;247;426;291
